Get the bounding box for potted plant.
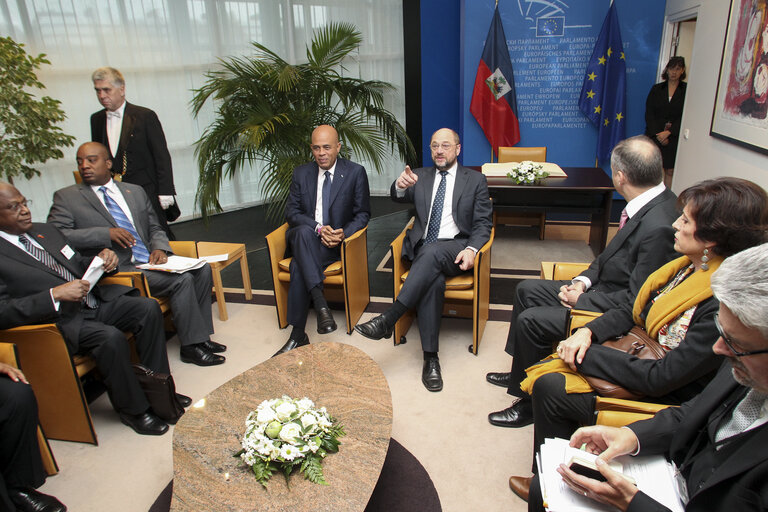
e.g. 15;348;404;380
0;36;75;183
191;22;416;220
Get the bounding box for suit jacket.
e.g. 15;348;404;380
91;102;175;196
627;364;768;511
284;157;371;240
389;165;493;260
577;297;721;405
576;188;679;312
0;223;131;351
47;181;172;271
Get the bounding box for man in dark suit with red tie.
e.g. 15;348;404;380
355;128;493;392
90;67;176;239
0;182;189;436
272;125;371;357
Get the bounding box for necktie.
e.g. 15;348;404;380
716;389;767;443
19;234;98;308
322;171;332;226
425;171;448;244
99;186;151;263
106;111;121;120
618;208;629;229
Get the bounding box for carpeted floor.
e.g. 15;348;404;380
148;438;441;512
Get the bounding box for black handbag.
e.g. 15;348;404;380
164;198;181;222
132;363;184;424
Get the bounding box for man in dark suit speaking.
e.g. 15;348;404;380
529;243;768;512
48;142;226;367
0;183;184;436
355;128;493;392
272;125;371;356
487;135;679;428
90;67;176;239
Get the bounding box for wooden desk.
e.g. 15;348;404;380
171;342;393;511
475;166;614;254
196;242;252;321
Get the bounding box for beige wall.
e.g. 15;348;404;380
668;0;768;194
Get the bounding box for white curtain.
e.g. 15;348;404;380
0;0;406;222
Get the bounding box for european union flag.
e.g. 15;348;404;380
536;17;564;37
578;3;626;162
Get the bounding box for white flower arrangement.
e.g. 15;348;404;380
506;160;549;185
236;396;345;487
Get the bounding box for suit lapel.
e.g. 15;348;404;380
23;228;80;279
117;103;133;159
420;168;437;217
116;183;149;242
452;165;469;217
599;189;672;263
328;159;345;207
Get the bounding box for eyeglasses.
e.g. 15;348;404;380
430;143;457;152
714;312;768;357
3;199;31;213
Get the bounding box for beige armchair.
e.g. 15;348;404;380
265;223;370;334
390;218;495;355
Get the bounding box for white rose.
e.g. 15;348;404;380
275;402;297;421
300;413;318;428
256;406;277;423
279;422;302;443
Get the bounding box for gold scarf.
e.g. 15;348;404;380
520;254;722;395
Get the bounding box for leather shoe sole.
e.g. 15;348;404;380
422;358;443;392
272;333;310;357
316;307;337;334
202;340;227;353
486;371;512;388
120;412;169;435
180;344;226;366
509;475;532;502
9;487;67;512
488;401;533;428
354;315;393;340
176;393;192;408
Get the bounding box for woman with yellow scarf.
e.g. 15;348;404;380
508;177;768;503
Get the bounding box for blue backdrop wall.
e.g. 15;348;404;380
420;0;666;171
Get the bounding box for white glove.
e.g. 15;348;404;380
158;195;175;209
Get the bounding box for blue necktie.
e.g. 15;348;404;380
322;171;332;226
425;171;448;244
19;234;98;308
99;186;151;263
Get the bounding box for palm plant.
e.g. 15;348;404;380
191;22;416;220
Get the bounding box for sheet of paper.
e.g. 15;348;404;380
82;256;105;292
201;253;228;263
540;438;684;512
137;255;207;273
481;161;568;178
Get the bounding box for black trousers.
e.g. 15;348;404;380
504;279;572;397
396;239;466;352
286;225;339;329
0;378;45;509
77;294;169;415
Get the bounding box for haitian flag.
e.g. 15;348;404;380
470;7;520;156
578;3;626;163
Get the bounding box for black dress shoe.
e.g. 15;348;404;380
9;487;67;512
272;333;309;357
119;411;169;435
180;344;226;366
316;307;337;334
488;400;534;428
176;393;192;407
202;340;227;353
486;371;512;388
354;315;393;340
422;357;443;392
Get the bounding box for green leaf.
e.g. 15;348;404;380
300;456;328;485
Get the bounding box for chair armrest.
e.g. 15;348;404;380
474;225;495;279
568;309;603;333
389;218;415;298
595;397;674;415
540;262;591;281
0;341;19;367
101;271;151;298
266;223;289;262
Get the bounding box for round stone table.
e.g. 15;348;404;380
171;342;393;511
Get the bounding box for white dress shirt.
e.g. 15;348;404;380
314;160;338;228
106;101;126;157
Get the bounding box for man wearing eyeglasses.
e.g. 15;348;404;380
272;125;371;356
355;128;493;392
528;242;768;512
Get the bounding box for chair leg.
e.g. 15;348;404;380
239;251;253;300
211;267;228;321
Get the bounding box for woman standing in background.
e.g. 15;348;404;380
645;56;687;187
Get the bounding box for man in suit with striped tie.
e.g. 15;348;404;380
0;182;187;436
48;142;226;367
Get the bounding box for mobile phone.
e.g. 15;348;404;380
568;457;606;481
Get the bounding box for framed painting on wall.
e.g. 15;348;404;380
710;0;768;155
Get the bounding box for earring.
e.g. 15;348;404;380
701;248;710;271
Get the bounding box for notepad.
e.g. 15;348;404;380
480;161;568;178
137;255;208;273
